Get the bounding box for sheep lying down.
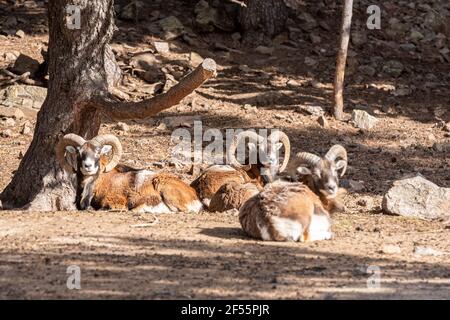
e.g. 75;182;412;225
239;181;333;242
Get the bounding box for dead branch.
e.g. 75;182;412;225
95;58;216;120
0;69;40;86
333;0;353;120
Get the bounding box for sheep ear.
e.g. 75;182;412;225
275;142;283;150
296;166;311;175
65;146;77;154
100;145;112;155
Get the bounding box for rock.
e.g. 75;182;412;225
15;29;25;38
310;34;321;44
380;245;401;254
299;12;318;31
11;54;40;76
161;116;201;129
1;118;16;127
409;30;424;42
351;31;367;46
21;124;31;135
286;79;302;88
298;105;324;116
391;86;411;97
239;65;251;73
255;46;274;55
194;0;218;32
153;41;169;54
444;122;450;132
4;16;18;27
304;57;318;67
399;43;416;51
343;179;365;192
0;85;47;112
119;1;145;21
189;52;204;67
382;174;450;219
317;115;329;128
382;60;404;77
0;106;25;119
358;65;376;77
413;246;445;257
0;129;13;138
115;122;129;132
357;197;373;208
351;110;378;131
433;142;450;153
158;16;185;40
231;32;241;42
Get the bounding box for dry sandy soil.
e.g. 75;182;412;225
0;0;449;299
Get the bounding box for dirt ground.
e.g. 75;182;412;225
0;0;449;299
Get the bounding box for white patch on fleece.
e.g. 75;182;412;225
140;202;173;214
186;200;203;213
257;219;271;241
206;165;237;172
308;214;332;241
202;198;211;207
134;170;156;190
270;216;303;242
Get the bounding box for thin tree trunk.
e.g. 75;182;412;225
0;0;216;211
333;0;353;120
238;0;288;43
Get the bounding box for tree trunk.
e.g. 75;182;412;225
238;0;288;43
0;0;216;211
333;0;353;120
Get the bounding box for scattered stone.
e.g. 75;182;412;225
310;34;321;44
1;118;16;127
304;57;318;67
0;106;25;119
351;110;378;131
194;0;218;32
341;179;365;192
115;122;129;132
15;29;25;38
189;52;204;67
391;86;412;97
0;129;13;138
11;54;40;77
0;85;47;112
298;105;324;116
231;32;241;42
351;31;367;46
161;116;201;129
317;115;328;128
21;123;31;135
382;60;404;78
239;65;251;73
158;16;185;40
357;197;373;208
286;79;302;88
413;246;445;257
119;1;145;21
358;65;376;77
409;30;424;41
433;142;450;153
382;174;450;219
444;122;450;132
255;46;274;55
153;41;169;54
298;12;318;31
380;245;401;255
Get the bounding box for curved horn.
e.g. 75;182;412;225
296;152;321;168
227;130;264;170
55;133;86;173
268;130;291;172
325;144;347;176
90;134;122;172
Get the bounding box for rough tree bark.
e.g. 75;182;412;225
333;0;353;120
0;0;216;211
238;0;288;42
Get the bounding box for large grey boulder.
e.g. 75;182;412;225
382;175;450;219
0;85;47;113
351;109;378;131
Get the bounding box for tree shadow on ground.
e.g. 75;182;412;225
0;234;448;299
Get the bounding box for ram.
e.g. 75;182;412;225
190;130;290;209
293;144;348;213
208;181;260;212
56;133;202;213
239;180;333;242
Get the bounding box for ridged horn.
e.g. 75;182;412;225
227;130;265;170
90;134;122;172
325;144;347;176
55;133;86;173
268;130;291;172
295;152;321;168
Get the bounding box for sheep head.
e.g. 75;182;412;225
295;145;347;199
56;133;123;176
227;130;291;183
